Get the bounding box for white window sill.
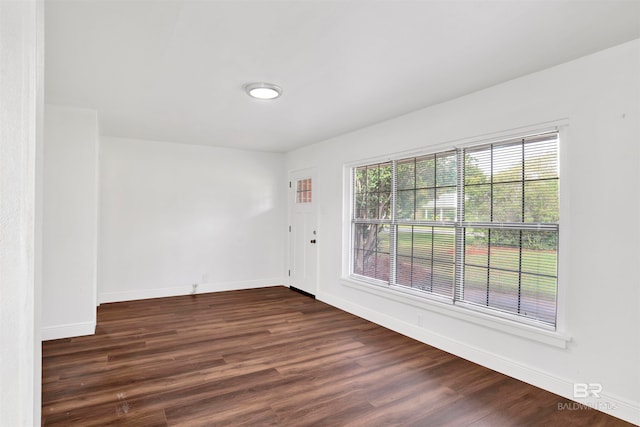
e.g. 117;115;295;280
341;277;571;349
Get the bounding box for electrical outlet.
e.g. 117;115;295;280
192;283;198;294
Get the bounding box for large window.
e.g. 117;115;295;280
350;131;559;327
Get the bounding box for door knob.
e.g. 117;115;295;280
310;239;316;244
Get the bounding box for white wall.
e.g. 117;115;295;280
0;0;42;425
286;39;640;424
99;137;286;302
42;105;99;340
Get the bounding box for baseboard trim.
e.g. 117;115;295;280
98;278;285;304
41;321;96;341
316;291;640;426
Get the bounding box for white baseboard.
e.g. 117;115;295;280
98;278;285;304
41;321;95;341
317;291;640;426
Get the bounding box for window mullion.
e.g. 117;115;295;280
454;148;465;303
518;138;525;314
389;160;397;286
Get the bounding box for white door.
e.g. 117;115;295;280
289;169;318;297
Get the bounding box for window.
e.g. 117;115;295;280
353;162;392;281
296;178;312;203
350;131;559;327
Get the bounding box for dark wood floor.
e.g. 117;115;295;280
42;286;630;426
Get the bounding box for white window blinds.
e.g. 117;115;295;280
458;132;559;325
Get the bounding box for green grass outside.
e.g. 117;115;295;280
373;226;557;299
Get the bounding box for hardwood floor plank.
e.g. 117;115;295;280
42;286;632;426
168;404;280;427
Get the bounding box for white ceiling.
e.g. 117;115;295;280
45;0;640;152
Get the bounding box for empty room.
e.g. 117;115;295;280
2;0;640;425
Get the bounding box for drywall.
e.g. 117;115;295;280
286;39;640;424
0;0;42;424
42;105;99;340
99;137;286;302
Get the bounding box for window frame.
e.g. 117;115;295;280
344;125;566;338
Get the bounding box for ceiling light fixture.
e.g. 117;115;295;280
244;82;282;100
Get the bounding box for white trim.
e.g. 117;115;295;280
343;119;568;169
317;290;639;425
342;166;353;278
341;277;568;347
41;322;95;341
98;278;284;304
449;118;568;150
555;123;570;338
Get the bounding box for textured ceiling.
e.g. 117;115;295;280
45;1;640;152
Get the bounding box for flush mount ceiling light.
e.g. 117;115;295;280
244;82;282;100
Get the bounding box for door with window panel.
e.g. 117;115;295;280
289;170;318;296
